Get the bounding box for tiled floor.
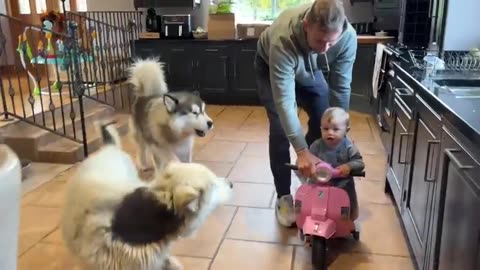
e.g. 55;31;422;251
16;105;414;269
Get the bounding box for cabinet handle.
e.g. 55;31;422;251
398;132;410;164
424;140;441;182
445;148;474;170
172;48;185;52
205;48;219;52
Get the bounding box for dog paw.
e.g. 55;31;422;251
164;256;183;270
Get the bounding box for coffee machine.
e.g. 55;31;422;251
145;8;161;32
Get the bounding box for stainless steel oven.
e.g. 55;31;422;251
375;45;398;155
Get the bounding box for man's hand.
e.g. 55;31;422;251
336;164;351;177
296;149;323;178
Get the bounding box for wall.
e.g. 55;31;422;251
0;0;15;66
443;0;480;51
86;0;135;11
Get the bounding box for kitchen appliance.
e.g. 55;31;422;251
374;44;400;154
161;14;192;39
145;8;158;32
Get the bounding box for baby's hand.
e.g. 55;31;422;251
336;164;351;177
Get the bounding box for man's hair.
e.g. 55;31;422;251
306;0;346;33
321;107;350;128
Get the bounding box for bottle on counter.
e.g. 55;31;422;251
424;42;439;76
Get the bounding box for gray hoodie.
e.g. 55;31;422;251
256;3;357;152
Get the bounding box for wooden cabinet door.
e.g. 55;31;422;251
402;95;441;269
195;45;230;101
435;128;480;270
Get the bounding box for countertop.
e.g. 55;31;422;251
136;35;395;44
388;45;480;147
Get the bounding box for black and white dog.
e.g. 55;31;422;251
61;122;233;270
128;58;214;173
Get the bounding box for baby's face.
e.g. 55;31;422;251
321;118;347;147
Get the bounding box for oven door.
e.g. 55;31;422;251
377;61;396;154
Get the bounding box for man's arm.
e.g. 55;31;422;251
269;44;308;152
328;30;357;111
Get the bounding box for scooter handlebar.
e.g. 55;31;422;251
284;163;366;178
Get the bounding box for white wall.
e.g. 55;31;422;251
443;0;480;51
0;0;15;66
86;0;135;11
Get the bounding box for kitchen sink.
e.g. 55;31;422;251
433;79;480;98
433;79;480;87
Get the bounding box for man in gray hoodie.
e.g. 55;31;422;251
254;0;357;227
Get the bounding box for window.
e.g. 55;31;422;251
18;0;31;14
76;0;88;12
232;0;313;23
58;0;71;12
35;0;47;14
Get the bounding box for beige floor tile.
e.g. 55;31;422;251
242;142;269;157
210;239;293;270
212;107;253;129
41;228;63;244
194;140;246;162
206;105;226;119
18;206;61;255
294;246;414;270
212;128;269;142
345;203;410;257
17;243;81;270
363;154;388;181
177;256;211;270
171;206;236;258
194;160;234;178
240;108;269;130
227;182;274;208
226;207;302;245
356;141;386;156
21;180;66;208
355;179;392;205
228;155;273;183
21;163;72;194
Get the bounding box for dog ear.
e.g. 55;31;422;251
173;185;200;212
163;94;178;113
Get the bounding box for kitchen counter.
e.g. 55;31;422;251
136;34;395;44
389;46;480;147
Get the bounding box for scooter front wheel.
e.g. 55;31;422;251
311;236;327;270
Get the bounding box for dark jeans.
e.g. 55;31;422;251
254;54;330;197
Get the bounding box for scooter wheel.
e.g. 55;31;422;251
311;236;327;270
353;230;360;241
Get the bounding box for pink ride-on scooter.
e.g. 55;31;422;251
285;162;365;270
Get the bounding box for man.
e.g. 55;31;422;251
254;0;357;227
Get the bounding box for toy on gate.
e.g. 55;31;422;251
285;161;365;270
15;10;95;96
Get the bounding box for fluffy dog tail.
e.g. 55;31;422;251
128;58;169;97
95;120;122;147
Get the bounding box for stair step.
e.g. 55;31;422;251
36;113;130;163
2;104;115;147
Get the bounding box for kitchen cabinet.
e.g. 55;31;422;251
386;80;414;208
427;125;480;270
132;39;378;106
196;45;231;103
401;94;441;270
231;42;259;104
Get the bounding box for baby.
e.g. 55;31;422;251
298;107;365;221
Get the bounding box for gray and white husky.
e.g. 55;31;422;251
128;58;213;173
